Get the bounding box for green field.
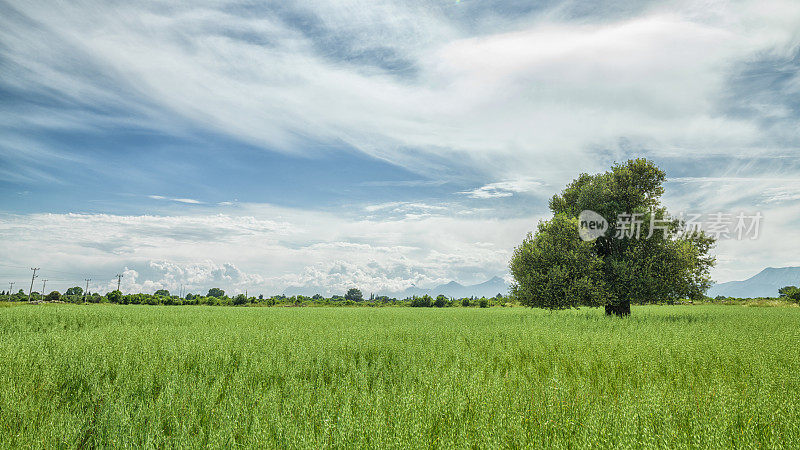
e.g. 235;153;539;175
1;304;799;448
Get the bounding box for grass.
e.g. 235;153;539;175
0;304;798;448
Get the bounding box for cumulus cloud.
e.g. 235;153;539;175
0;206;533;294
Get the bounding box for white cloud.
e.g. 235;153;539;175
0;206;535;295
4;0;799;184
662;178;800;282
173;198;202;204
148;195;203;204
460;179;544;199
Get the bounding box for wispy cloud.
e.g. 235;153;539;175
460;179;543;199
148;195;203;205
3;0;799;183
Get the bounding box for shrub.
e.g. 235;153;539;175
434;295;447;308
45;291;61;301
461;298;470;307
479;298;489;308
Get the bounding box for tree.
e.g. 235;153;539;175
154;289;170;297
434;295;448;307
510;159;715;316
779;286;800;302
45;291;61;301
66;286;83;296
410;295;433;307
345;288;363;302
107;290;122;303
233;294;248;305
207;288;225;298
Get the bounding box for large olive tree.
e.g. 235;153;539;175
510;159;715;316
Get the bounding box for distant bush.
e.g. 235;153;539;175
45;291;61;301
461;298;470;307
434;295;447;308
478;298;489;308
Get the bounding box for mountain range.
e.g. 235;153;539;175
707;267;800;298
388;276;509;299
283;276;510;299
284;266;800;300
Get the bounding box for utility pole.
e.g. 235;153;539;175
84;279;91;302
8;282;14;295
115;274;123;292
28;268;39;302
41;279;47;299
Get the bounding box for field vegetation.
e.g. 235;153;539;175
0;304;798;448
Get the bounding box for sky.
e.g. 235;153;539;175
1;0;799;296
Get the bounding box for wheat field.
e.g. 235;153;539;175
0;304;798;448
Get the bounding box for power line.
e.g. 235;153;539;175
28;268;39;302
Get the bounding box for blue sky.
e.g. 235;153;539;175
1;0;799;296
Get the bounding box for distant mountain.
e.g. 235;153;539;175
281;276;510;299
707;267;800;298
390;276;509;299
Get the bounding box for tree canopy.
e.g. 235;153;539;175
65;286;83;296
779;286;800;302
345;288;363;302
207;288;225;298
510;159;715;315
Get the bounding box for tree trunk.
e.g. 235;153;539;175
605;300;631;316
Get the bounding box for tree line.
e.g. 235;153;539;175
0;286;503;308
